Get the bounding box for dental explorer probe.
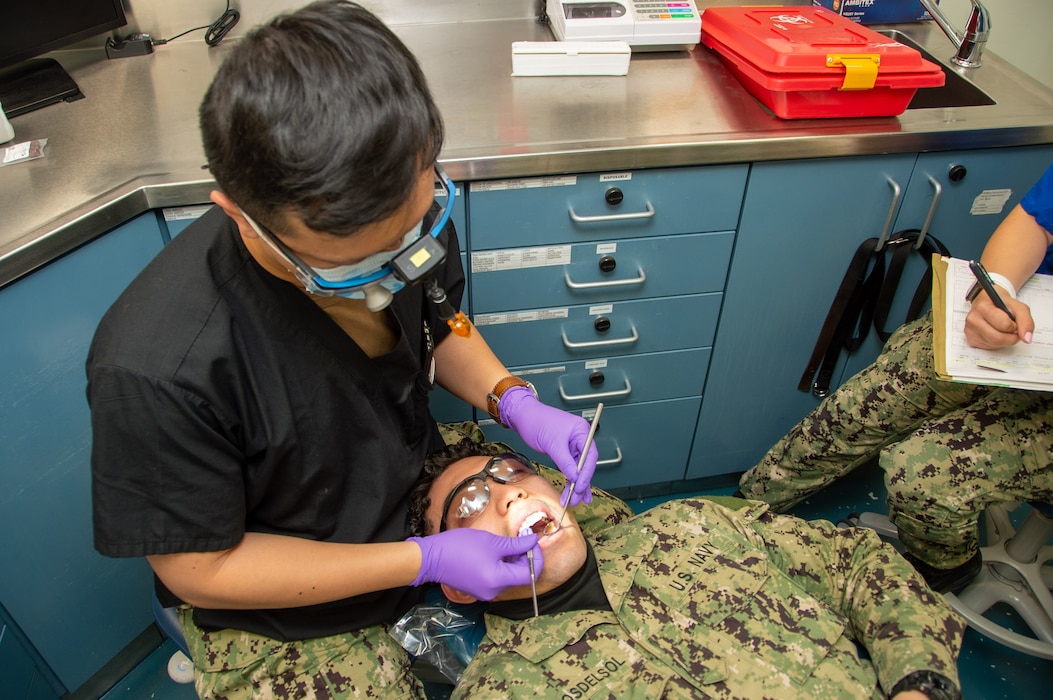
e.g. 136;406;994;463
519;523;540;616
556;402;604;529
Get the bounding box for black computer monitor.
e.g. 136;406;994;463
0;1;128;118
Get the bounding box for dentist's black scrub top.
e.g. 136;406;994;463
87;205;462;640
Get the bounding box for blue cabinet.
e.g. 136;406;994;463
468;165;748;489
0;214;165;693
0;603;60;700
690;145;1053;479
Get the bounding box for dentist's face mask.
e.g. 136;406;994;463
240;164;456;311
309;223;422;298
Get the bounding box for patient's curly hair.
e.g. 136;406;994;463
408;439;492;537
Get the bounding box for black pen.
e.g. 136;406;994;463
968;260;1017;322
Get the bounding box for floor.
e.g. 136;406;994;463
103;464;1051;700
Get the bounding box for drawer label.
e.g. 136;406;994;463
599;173;632;182
515;366;567;376
970;189;1012;215
475;308;569;326
472;245;572;272
163;204;212;221
471;175;577;192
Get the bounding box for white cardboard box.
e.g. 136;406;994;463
511;41;631;77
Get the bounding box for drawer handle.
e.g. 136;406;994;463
564;268;646;290
596;446;623;468
915;175;942;250
559;378;632;402
562;326;639;349
568;202;655;223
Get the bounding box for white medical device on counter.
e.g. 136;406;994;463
545;0;700;51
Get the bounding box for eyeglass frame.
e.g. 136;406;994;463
439;452;540;532
239;163;456;296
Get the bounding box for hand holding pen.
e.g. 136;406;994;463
965;260;1033;347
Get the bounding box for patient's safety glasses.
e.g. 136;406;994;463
439;453;539;532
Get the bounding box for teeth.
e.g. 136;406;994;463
520;512;544;536
543;519;560;535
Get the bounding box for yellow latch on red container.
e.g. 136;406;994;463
827;54;880;90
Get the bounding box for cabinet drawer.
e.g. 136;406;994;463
468;165;748;249
475;294;720;367
482;398;699;489
513;348;710;409
470;232;733;313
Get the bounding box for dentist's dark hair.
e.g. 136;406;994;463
200;0;444;236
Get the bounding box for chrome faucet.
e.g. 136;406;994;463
917;0;990;68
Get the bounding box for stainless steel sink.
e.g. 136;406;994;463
877;29;995;109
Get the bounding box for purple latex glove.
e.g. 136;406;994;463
409;529;543;601
499;385;597;507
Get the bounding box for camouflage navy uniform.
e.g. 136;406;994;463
454;498;963;699
177;421;634;699
739;312;1053;569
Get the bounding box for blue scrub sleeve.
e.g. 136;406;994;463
1021;164;1053;274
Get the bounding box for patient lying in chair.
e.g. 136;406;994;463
405;439;965;699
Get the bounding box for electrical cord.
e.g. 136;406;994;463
152;1;240;47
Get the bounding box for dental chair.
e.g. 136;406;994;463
152;594;195;683
846;502;1053;660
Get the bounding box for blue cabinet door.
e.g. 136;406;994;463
689;154;919;478
470;232;733;313
468;165;747;249
0;602;60;700
0;214;164;692
474;294;721;368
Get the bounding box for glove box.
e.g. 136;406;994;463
700;6;945;119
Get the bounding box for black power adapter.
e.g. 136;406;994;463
105;35;154;59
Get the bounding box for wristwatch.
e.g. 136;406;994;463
486;376;537;427
888;670;961;700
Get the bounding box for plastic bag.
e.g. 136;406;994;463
390;596;486;685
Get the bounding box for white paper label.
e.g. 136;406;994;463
163;205;212;221
970;189;1013;215
472;245;572;272
471;176;576;192
474;308;569;326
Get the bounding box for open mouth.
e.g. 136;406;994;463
519;510;560;537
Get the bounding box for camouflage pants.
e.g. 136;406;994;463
739;312;1053;568
178;608;425;699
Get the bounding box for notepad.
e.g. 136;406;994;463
933;255;1053;390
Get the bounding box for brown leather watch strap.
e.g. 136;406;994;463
486;376;536;427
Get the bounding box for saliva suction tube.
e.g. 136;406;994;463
423;276;471;337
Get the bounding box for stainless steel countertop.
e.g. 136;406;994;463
4;17;1053;287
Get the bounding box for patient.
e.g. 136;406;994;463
407;440;965;700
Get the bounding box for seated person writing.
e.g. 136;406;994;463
738;163;1053;593
408;440;965;700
